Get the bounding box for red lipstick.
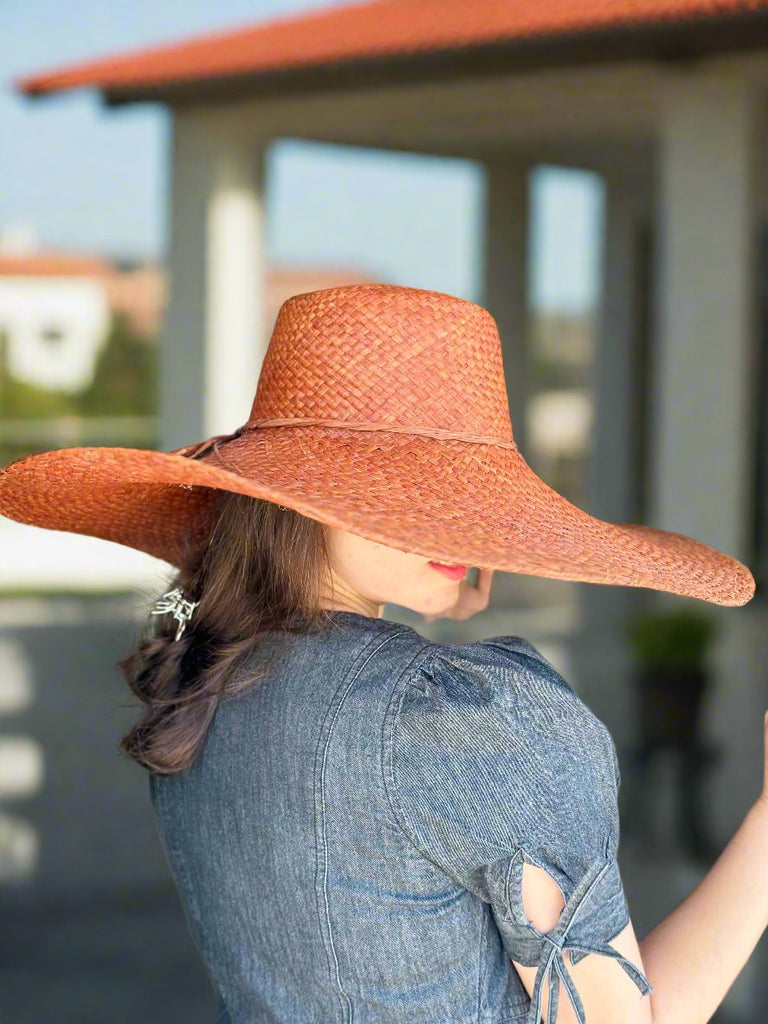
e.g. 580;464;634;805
428;562;467;581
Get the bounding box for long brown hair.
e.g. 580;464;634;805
118;489;336;776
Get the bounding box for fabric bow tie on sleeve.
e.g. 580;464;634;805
525;859;653;1024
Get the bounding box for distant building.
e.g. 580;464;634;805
0;228;113;393
0;225;376;394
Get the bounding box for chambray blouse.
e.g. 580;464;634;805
149;609;652;1024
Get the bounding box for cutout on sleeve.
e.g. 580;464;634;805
494;847;653;1024
520;858;566;935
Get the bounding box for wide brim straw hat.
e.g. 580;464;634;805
0;282;756;607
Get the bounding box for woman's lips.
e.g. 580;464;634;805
428;562;467;581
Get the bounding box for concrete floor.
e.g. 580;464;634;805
0;884;217;1024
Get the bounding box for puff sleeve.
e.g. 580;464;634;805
388;635;653;1024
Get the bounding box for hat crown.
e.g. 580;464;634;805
249;283;514;443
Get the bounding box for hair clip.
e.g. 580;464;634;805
150;586;199;641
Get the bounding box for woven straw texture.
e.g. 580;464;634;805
0;282;756;607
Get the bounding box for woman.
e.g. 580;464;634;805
0;283;763;1024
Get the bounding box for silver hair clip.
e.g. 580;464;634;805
150;586;199;641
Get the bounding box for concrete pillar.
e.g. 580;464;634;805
589;170;651;558
481;156;533;460
648;77;768;1022
651;71;761;579
575;167;653;731
160;111;268;449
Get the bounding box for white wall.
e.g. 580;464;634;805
0;276;111;392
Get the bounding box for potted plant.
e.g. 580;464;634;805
624;606;719;746
623;605;722;860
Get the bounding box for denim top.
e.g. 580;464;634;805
149;610;653;1024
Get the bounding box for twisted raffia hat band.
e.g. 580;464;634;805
172;416;520;462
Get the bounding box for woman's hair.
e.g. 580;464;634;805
118;490;336;776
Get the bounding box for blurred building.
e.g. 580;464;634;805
0;227;379;588
0;229;113;394
11;0;767;664
13;3;766;607
0;224;373;393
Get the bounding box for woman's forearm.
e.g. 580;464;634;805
638;798;768;1024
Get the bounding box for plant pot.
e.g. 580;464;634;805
632;665;710;746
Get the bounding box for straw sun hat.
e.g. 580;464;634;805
0;282;756;607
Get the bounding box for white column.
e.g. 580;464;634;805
589;169;650;543
650;76;768;1020
481;155;532;458
160;111;268;450
575;166;652;729
651;71;761;570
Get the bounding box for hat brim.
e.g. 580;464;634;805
0;425;755;607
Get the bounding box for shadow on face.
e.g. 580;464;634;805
321;525;467;617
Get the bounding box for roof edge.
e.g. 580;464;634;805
14;7;768;108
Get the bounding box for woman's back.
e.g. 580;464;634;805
149;610;651;1023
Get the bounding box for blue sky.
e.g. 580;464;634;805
1;0;604;312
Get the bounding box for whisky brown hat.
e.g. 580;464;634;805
0;283;756;607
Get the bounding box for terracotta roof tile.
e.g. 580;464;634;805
0;253;113;277
14;0;768;98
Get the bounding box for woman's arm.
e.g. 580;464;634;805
638;792;768;1024
513;884;654;1024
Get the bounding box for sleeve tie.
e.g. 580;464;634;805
525;860;653;1024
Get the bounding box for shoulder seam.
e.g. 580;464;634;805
381;642;470;879
382;643;489;884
